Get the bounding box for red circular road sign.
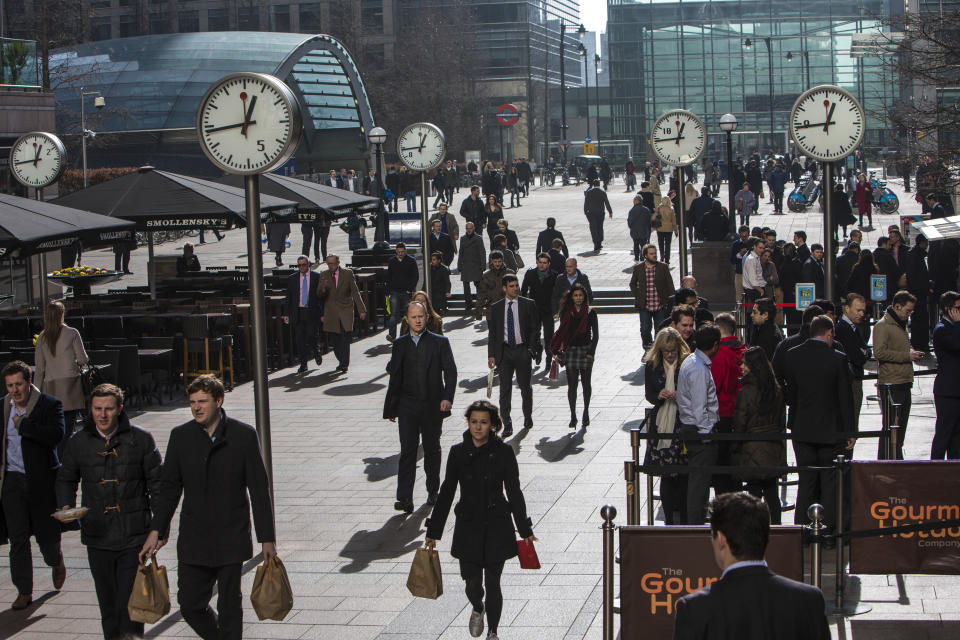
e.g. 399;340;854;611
496;103;519;126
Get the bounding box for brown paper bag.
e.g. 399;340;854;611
406;547;443;599
250;556;294;621
127;558;171;624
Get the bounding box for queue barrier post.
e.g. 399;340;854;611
630;428;643;525
827;455;872;616
807;503;824;590
601;505;617;640
624;460;637;526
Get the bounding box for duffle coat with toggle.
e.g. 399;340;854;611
56;412;163;550
426;431;533;566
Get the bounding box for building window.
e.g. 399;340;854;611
91;0;111;8
361;0;383;33
179;10;199;33
91;17;112;41
238;6;259;30
270;5;290;31
365;43;385;65
299;3;322;33
118;14;138;37
149;12;171;34
208;8;229;31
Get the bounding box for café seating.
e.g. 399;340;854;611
87;350;121;386
139;336;177;399
182;315;232;391
104;344;159;409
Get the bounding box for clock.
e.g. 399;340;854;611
197;72;302;175
789;85;865;162
9;131;66;188
396;122;446;172
649;109;707;167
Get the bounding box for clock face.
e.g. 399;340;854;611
396;123;446;172
197;73;302;175
650;110;707;167
789;85;865;162
9;132;66;188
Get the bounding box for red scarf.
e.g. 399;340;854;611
550;304;590;354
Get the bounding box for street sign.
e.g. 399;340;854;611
584;136;592;144
584;143;596;154
496;103;519;126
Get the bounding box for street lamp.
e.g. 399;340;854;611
80;87;105;187
559;22;570;169
594;54;601;146
579;43;590;141
367;126;389;245
719;113;739;235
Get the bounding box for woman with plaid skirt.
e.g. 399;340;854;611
550;283;599;428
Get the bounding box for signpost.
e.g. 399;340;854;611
496;103;519;165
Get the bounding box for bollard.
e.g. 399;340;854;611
624;460;637;526
646;474;655;525
630;428;643;524
601;505;617;640
834;455;845;609
807;503;824;589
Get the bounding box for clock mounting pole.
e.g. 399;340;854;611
675;166;688;278
420;170;431;297
822;161;835;300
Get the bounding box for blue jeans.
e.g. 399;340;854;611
405;191;417;212
388;291;411;338
638;307;667;347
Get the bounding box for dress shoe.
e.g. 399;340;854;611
53;559;66;590
523;419;533;429
11;593;31;610
582;411;590;427
426;492;438;505
469;608;485;637
315;353;323;367
394;501;414;514
297;364;308;374
501;426;514;438
386;334;395;343
336;365;348;373
569;417;578;429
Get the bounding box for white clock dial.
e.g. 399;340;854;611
9;132;66;188
396;122;446;172
650;110;707;167
197;73;302;175
789;85;865;162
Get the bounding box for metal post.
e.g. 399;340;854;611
765;38;775;152
594;54;601;146
147;232;156;300
583;54;591;141
244;174;274;503
420;171;431;295
630;428;642;525
499;127;505;164
726;131;736;235
559;22;568;167
676;170;688;277
822;162;835;300
34;189;48;304
834;455;845;608
807;503;824;589
601;505;617;640
624;460;637;526
374;142;387;243
81;89;88;188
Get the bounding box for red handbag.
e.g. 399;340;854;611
516;539;541;570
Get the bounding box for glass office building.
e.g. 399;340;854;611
608;0;902;159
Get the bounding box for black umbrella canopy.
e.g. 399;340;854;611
50;167;298;231
213;173;380;223
0;192;135;259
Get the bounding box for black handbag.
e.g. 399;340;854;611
80;365;105;399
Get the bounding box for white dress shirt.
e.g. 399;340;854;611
742;251;766;291
503;297;523;345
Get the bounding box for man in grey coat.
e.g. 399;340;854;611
458;221;486;313
627;194;652;261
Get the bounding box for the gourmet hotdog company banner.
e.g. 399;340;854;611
619;526;803;640
851;461;960;574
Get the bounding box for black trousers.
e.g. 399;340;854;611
114;248;131;273
301;224;330;261
88;546;144;640
461;560;506;634
713;417;742;496
679;425;718;525
1;472;62;595
657;231;672;264
793;441;844;530
462;281;477;310
586;212;605;250
910;300;930;351
535;308;555;360
498;344;533;427
879;382;912;460
397;404;442;503
773;189;784;213
327;319;352;369
932;395;960;459
178;562;243;640
660;474;688;525
291;310;319;366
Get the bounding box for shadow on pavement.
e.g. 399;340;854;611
338;510;430;574
364;344;392;357
362;450;423;482
324;382;386;396
535;428;586;462
0;592;57;638
443;317;475;331
269;369;345;390
623;365;646;386
458;375;490;394
505;426;531;455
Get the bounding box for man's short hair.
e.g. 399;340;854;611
812;299;835;316
764;229;777;238
738;225;749;233
546;217;556;228
794;230;807;242
844;292;866;307
714;312;736;335
846;241;860;251
430;251;443;260
537;252;550;261
709;492;770;560
671;304;696;324
489;250;504;261
809;315;835;338
640;181;650;189
591;179;600;187
91;383;124;406
186;374;226;402
940;291;960;312
641;243;657;257
675;287;698;304
810;243;824;252
1;360;31;383
471;185;480;192
925;192;937;201
694;323;722;351
877;236;889;249
893;290;917;306
493;233;507;245
551;238;564;249
502;274;519;286
745;237;758;249
296;254;310;264
754;298;776;320
395;242;406;249
801;304;824;325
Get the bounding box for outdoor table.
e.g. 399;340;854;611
0;294;12;306
47;272;122;297
352;270;380;335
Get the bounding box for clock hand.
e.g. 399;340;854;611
241;95;257;138
676;123;685;145
793;121;836;130
15;158;43;166
418;132;426;153
653;137;685;143
205;121;258;134
33;144;42;167
823;103;836;133
400;146;423;152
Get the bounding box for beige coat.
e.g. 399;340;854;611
648;177;662;207
317;267;367;333
427;211;460;247
655;201;677;233
873;310;914;385
34;325;88;411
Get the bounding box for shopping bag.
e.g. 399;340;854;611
407;547;443;599
250;556;295;621
127;558;171;624
517;539;541;570
548;358;559;381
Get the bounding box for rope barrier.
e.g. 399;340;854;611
814;518;960;542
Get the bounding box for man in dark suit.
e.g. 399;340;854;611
801;243;826;298
521;253;559;365
283;255;324;373
488;274;541;436
783;316;855;531
673;492;829;640
1;360;67;609
428;219;456;267
583;179;613;252
835;293;869;428
142;375;275;639
383;301;457;513
535;217;568;257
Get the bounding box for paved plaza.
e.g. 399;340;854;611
1;172;957;639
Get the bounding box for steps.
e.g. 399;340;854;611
443;289;636;314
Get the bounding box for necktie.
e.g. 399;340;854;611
507;301;516;347
301;274;308;306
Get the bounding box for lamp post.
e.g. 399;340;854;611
594;54;601;146
719;113;739;235
80;87;104;188
368;126;388;245
579;43;590;141
744;37;776;152
558;23;569;168
786;50;812;95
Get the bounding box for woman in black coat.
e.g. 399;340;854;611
426;400;535;640
550;284;599;428
732;347;786;523
845;249;878;300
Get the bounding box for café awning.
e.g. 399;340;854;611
213;173;380;223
